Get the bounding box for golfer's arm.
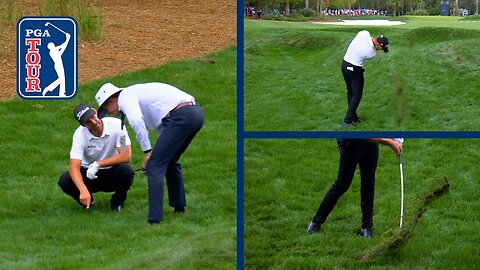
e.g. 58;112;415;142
69;159;89;193
96;146;132;167
368;138;402;155
368;138;394;145
58;44;68;54
58;38;69;54
119;95;151;152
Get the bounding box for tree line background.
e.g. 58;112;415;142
245;0;480;16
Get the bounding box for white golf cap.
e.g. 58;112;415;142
95;83;122;118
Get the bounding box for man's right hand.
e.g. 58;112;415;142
79;190;91;209
394;138;404;145
367;138;403;155
390;139;403;156
141;152;151;174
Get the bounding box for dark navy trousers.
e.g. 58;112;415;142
58;164;134;207
342;60;365;124
146;104;204;222
313;139;378;229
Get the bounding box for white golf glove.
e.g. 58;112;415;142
86;161;100;179
394;138;404;145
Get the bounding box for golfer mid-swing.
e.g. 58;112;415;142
307;139;402;238
43;32;71;97
341;31;389;128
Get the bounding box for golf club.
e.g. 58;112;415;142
45;22;67;35
395;138;405;229
134;167;146;173
399;153;404;228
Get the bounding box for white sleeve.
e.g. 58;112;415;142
365;32;376;59
69;130;85;160
119;92;152;151
116;126;132;148
366;49;376;60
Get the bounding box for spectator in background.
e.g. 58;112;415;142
256;7;263;19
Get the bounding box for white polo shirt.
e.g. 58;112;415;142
117;82;195;152
343;30;376;67
70;117;131;168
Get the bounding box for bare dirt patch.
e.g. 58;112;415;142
0;0;236;101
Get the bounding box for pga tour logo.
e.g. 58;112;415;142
17;17;77;99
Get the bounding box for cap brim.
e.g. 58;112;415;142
383;47;389;53
79;109;96;126
97;107;107;119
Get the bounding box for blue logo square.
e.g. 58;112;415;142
17;16;78;99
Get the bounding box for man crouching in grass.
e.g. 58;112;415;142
58;104;134;212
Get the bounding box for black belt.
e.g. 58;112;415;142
171;101;196;113
343;60;364;72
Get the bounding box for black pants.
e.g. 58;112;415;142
313;139;378;229
146;104;204;222
58;163;134;207
342;60;365;124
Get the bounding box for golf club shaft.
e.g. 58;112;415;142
399;153;404;228
47;22;67;35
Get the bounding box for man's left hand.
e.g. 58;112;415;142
87;161;100;179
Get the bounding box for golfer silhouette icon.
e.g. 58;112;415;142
42;28;70;97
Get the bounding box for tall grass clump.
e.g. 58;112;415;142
37;0;104;41
0;0;23;58
73;0;103;41
0;0;23;26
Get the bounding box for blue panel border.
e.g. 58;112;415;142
244;131;480;139
237;1;245;269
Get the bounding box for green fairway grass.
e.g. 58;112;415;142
244;16;480;131
0;47;236;269
244;138;480;269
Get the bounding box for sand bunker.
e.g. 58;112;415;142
312;19;406;26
